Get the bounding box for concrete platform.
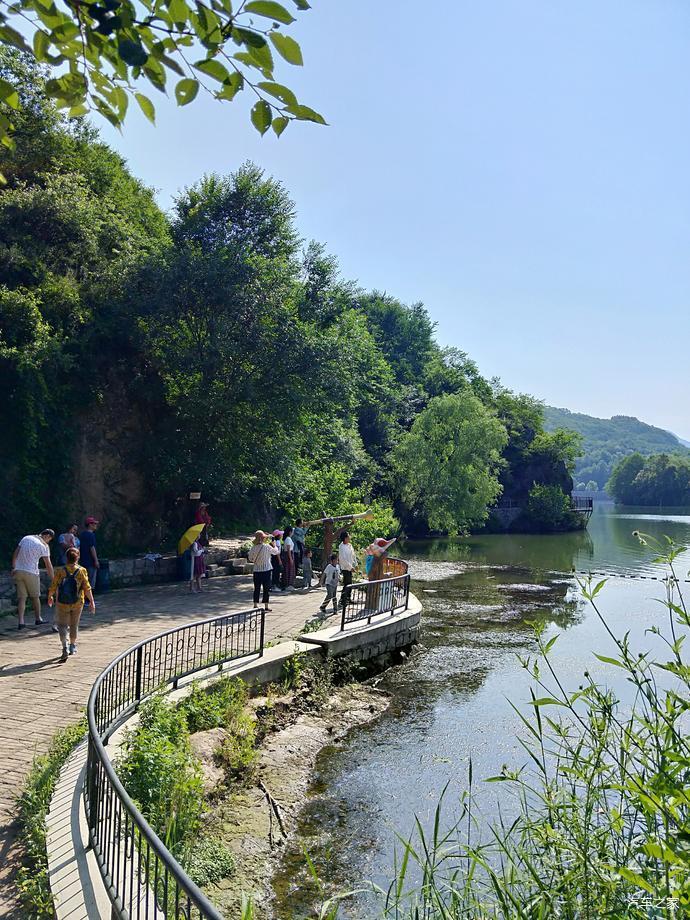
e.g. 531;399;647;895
299;596;422;659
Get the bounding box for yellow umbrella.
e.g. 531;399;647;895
178;524;205;555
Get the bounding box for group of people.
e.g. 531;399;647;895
10;517;100;661
247;523;396;618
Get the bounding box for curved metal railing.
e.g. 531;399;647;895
341;556;411;629
85;607;265;919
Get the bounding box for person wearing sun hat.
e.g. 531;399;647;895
247;530;280;611
79;516;100;596
364;536;396;577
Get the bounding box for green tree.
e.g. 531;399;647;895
525;483;573;530
392;392;507;532
0;0;323;160
607;451;645;503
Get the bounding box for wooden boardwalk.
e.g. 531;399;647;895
0;575;322;918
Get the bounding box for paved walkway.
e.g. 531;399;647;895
0;575;324;917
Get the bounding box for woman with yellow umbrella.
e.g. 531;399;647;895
178;524;206;592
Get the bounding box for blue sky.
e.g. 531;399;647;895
101;0;690;439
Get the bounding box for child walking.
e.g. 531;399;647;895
319;553;340;616
302;548;313;591
48;547;95;661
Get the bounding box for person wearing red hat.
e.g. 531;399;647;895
79;517;100;598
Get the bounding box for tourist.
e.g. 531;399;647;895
302;548;314;591
292;518;309;569
338;531;358;608
280;525;295;589
11;529;55;629
319;553;341;615
47;547;95;661
194;501;212;546
364;537;397;576
248;531;281;611
191;538;206;592
79;517;100;596
270;532;283;589
57;524;80;565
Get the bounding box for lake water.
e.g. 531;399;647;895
271;506;690;918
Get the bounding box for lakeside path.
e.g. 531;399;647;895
0;574;324;918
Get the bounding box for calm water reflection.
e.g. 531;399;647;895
270;506;690;918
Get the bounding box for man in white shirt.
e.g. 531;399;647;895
337;531;358;610
11;530;55;629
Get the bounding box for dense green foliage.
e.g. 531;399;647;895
545;406;689;491
520;482;583;532
392;392;507;532
117;690;241;886
16;719;86;919
0;52;580;555
608;452;690;505
0;0;322;158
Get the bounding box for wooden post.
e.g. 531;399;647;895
322;518;334;568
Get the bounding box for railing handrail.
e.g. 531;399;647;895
341;569;411;631
86;606;264;919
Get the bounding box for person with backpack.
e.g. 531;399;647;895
47;547;95;661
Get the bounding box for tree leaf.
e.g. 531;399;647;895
167;0;189;22
135;92;156;124
245;1;295;24
272;115;288;136
194;59;231;82
286;102;325;124
0;24;31;53
257;80;296;106
118;39;149;67
33;30;51;61
530;697;567;707
175;78;199;105
0;78;19;110
250;99;272;134
269;31;302;65
216;72;243;100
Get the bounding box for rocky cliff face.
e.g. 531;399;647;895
72;379;165;553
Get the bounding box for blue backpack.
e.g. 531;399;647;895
58;567;80;604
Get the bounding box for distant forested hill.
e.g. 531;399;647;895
544;407;690;490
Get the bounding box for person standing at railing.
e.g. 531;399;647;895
292;518;309;570
248;530;281;611
48;547;95;661
280;525;296;590
319;553;340;616
338;531;357;610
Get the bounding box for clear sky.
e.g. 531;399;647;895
100;0;690;439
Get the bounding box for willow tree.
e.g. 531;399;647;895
393;392;508;532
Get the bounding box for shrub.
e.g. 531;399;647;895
117;696;204;854
185;834;235;887
179;677;248;733
216;709;258;779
